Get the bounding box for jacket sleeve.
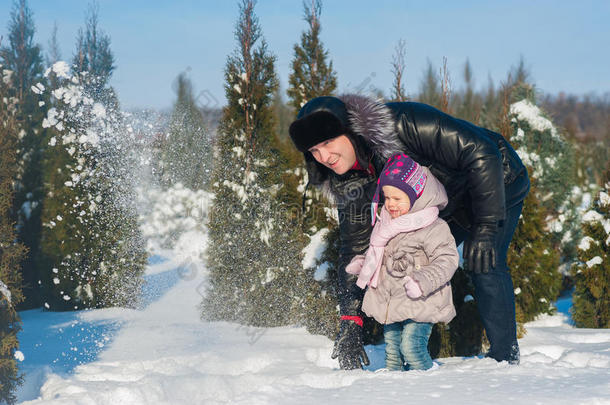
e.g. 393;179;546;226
410;220;459;297
390;102;506;224
332;173;378;316
336;202;369;316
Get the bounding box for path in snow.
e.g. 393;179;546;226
18;240;610;404
15;252;185;402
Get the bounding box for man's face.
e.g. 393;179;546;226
308;135;357;175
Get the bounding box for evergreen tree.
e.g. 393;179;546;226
286;0;337;235
39;62;146;310
159;72;212;190
508;82;579;264
429;268;485;358
301;226;341;338
271;84;294;144
420;60;566;355
481;60;530;136
574;139;609;190
454;59;482;124
203;0;306;326
511;56;530;87
72;1;116;106
417;60;442;109
508;177;562;324
0;64;27;405
479;74;499;131
46;21;61;67
287;0;337;112
44;22;62;99
499;80;571;330
285;0;345;338
0;0;43;101
0;0;49;309
39;2;145;310
571;170;610;328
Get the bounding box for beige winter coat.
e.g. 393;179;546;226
361;168;459;324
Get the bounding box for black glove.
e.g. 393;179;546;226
331;319;370;369
464;223;497;274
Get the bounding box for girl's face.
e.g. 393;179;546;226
382;185;411;218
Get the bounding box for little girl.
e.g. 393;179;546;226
346;153;459;371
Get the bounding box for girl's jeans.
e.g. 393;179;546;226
384;320;433;370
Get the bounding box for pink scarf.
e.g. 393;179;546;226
346;206;439;289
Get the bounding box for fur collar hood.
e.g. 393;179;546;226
339;94;403;160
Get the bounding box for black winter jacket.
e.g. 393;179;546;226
299;95;530;316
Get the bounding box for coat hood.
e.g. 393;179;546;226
410;167;448;213
339;94;403;160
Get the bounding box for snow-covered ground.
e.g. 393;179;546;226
15;233;610;404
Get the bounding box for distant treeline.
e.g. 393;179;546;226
542;93;610;142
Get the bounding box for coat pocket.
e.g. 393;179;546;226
412;251;429;272
435;282;453;312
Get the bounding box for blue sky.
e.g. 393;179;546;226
1;0;608;110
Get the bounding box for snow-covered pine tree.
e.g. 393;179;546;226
571;169;610;328
203;0;306;326
0;0;50;309
0;64;27;405
427;65;563;356
285;0;344;339
287;0;337;112
503;82;566;325
72;2;115;106
508;83;580;269
44;3;145;310
287;0;337;235
39;60;146;310
572;139;607;196
509;85;576;216
507;176;562;325
158;72;212;190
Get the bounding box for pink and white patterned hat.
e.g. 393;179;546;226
371;153;427;225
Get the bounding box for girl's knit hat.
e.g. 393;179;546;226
371;153;427;225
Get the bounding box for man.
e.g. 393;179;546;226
289;94;529;369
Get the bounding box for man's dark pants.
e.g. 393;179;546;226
448;199;524;363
